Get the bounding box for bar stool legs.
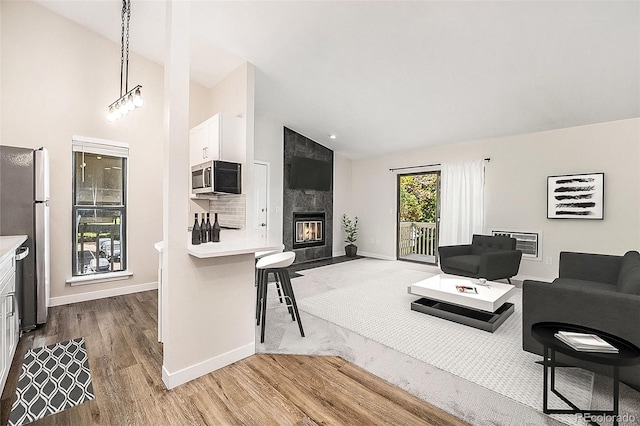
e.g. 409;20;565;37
278;269;305;338
256;266;305;343
259;273;268;342
256;269;291;326
255;249;285;324
255;268;266;324
255;251;304;344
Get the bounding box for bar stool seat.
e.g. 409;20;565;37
255;247;285;316
255;248;282;260
256;251;295;269
256;251;305;343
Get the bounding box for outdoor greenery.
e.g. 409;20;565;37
399;173;438;223
342;214;359;245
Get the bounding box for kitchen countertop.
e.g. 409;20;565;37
0;235;28;260
155;229;283;258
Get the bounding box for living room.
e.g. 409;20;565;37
1;1;639;425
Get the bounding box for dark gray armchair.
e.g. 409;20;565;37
438;234;523;283
522;251;640;391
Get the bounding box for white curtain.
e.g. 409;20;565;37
439;159;485;246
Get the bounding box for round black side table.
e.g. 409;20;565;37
531;322;640;426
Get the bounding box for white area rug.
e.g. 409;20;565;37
296;261;594;424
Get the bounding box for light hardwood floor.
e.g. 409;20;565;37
1;290;466;425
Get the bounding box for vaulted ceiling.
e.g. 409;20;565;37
36;1;640;159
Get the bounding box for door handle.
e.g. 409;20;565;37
260;223;266;227
203;147;207;158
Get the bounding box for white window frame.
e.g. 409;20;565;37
67;135;132;285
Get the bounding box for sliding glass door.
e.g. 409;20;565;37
397;171;440;264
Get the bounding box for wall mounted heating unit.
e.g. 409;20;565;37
491;230;541;261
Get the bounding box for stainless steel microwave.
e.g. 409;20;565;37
191;160;241;195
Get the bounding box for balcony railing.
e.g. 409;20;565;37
399;222;437;258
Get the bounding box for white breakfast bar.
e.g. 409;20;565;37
155;229;283;389
185;229;283;259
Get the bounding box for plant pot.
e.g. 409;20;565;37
345;244;358;257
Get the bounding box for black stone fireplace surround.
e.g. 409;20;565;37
283;128;333;263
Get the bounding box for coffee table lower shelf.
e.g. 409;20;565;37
411;297;514;332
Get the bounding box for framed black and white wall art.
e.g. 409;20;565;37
547;173;604;219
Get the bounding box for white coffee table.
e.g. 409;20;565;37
408;274;516;332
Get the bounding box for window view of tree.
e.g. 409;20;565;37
398;172;439;263
399;174;438;223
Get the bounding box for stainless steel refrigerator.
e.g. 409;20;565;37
0;146;50;330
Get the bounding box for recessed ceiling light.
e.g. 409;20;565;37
329;134;337;139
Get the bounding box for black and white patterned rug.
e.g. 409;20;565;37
8;337;95;426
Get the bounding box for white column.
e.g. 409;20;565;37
162;0;190;388
161;1;256;389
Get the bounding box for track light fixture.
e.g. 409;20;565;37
107;0;143;122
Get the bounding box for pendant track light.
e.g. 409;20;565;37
107;0;143;122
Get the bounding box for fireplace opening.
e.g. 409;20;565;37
293;212;325;249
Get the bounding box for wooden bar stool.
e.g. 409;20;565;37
256;251;305;343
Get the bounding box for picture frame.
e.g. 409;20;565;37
547;173;604;219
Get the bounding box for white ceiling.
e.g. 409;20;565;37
35;1;640;159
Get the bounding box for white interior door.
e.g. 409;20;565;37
254;162;269;229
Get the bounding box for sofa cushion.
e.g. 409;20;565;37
553;278;617;292
442;255;481;274
471;234;515;254
471;245;501;256
617;251;640;294
618;268;640;295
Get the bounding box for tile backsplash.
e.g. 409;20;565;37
208;194;245;229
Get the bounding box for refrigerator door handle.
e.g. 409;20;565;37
35;201;50;324
35;148;50;202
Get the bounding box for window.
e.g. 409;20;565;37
72;137;128;276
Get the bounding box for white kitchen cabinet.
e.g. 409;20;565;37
189;112;243;166
0;249;19;395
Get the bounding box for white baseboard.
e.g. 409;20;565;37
162;342;255;389
49;282;158;307
357;251;396;261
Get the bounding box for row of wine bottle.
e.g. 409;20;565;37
192;212;220;245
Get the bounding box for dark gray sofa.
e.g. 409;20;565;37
439;234;523;283
522;250;640;390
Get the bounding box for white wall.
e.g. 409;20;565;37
188;63;254;228
0;3;2;141
351;118;640;280
0;1;210;301
254;116;354;256
333;153;353;256
254;115;284;236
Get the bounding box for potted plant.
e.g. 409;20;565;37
342;214;359;257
